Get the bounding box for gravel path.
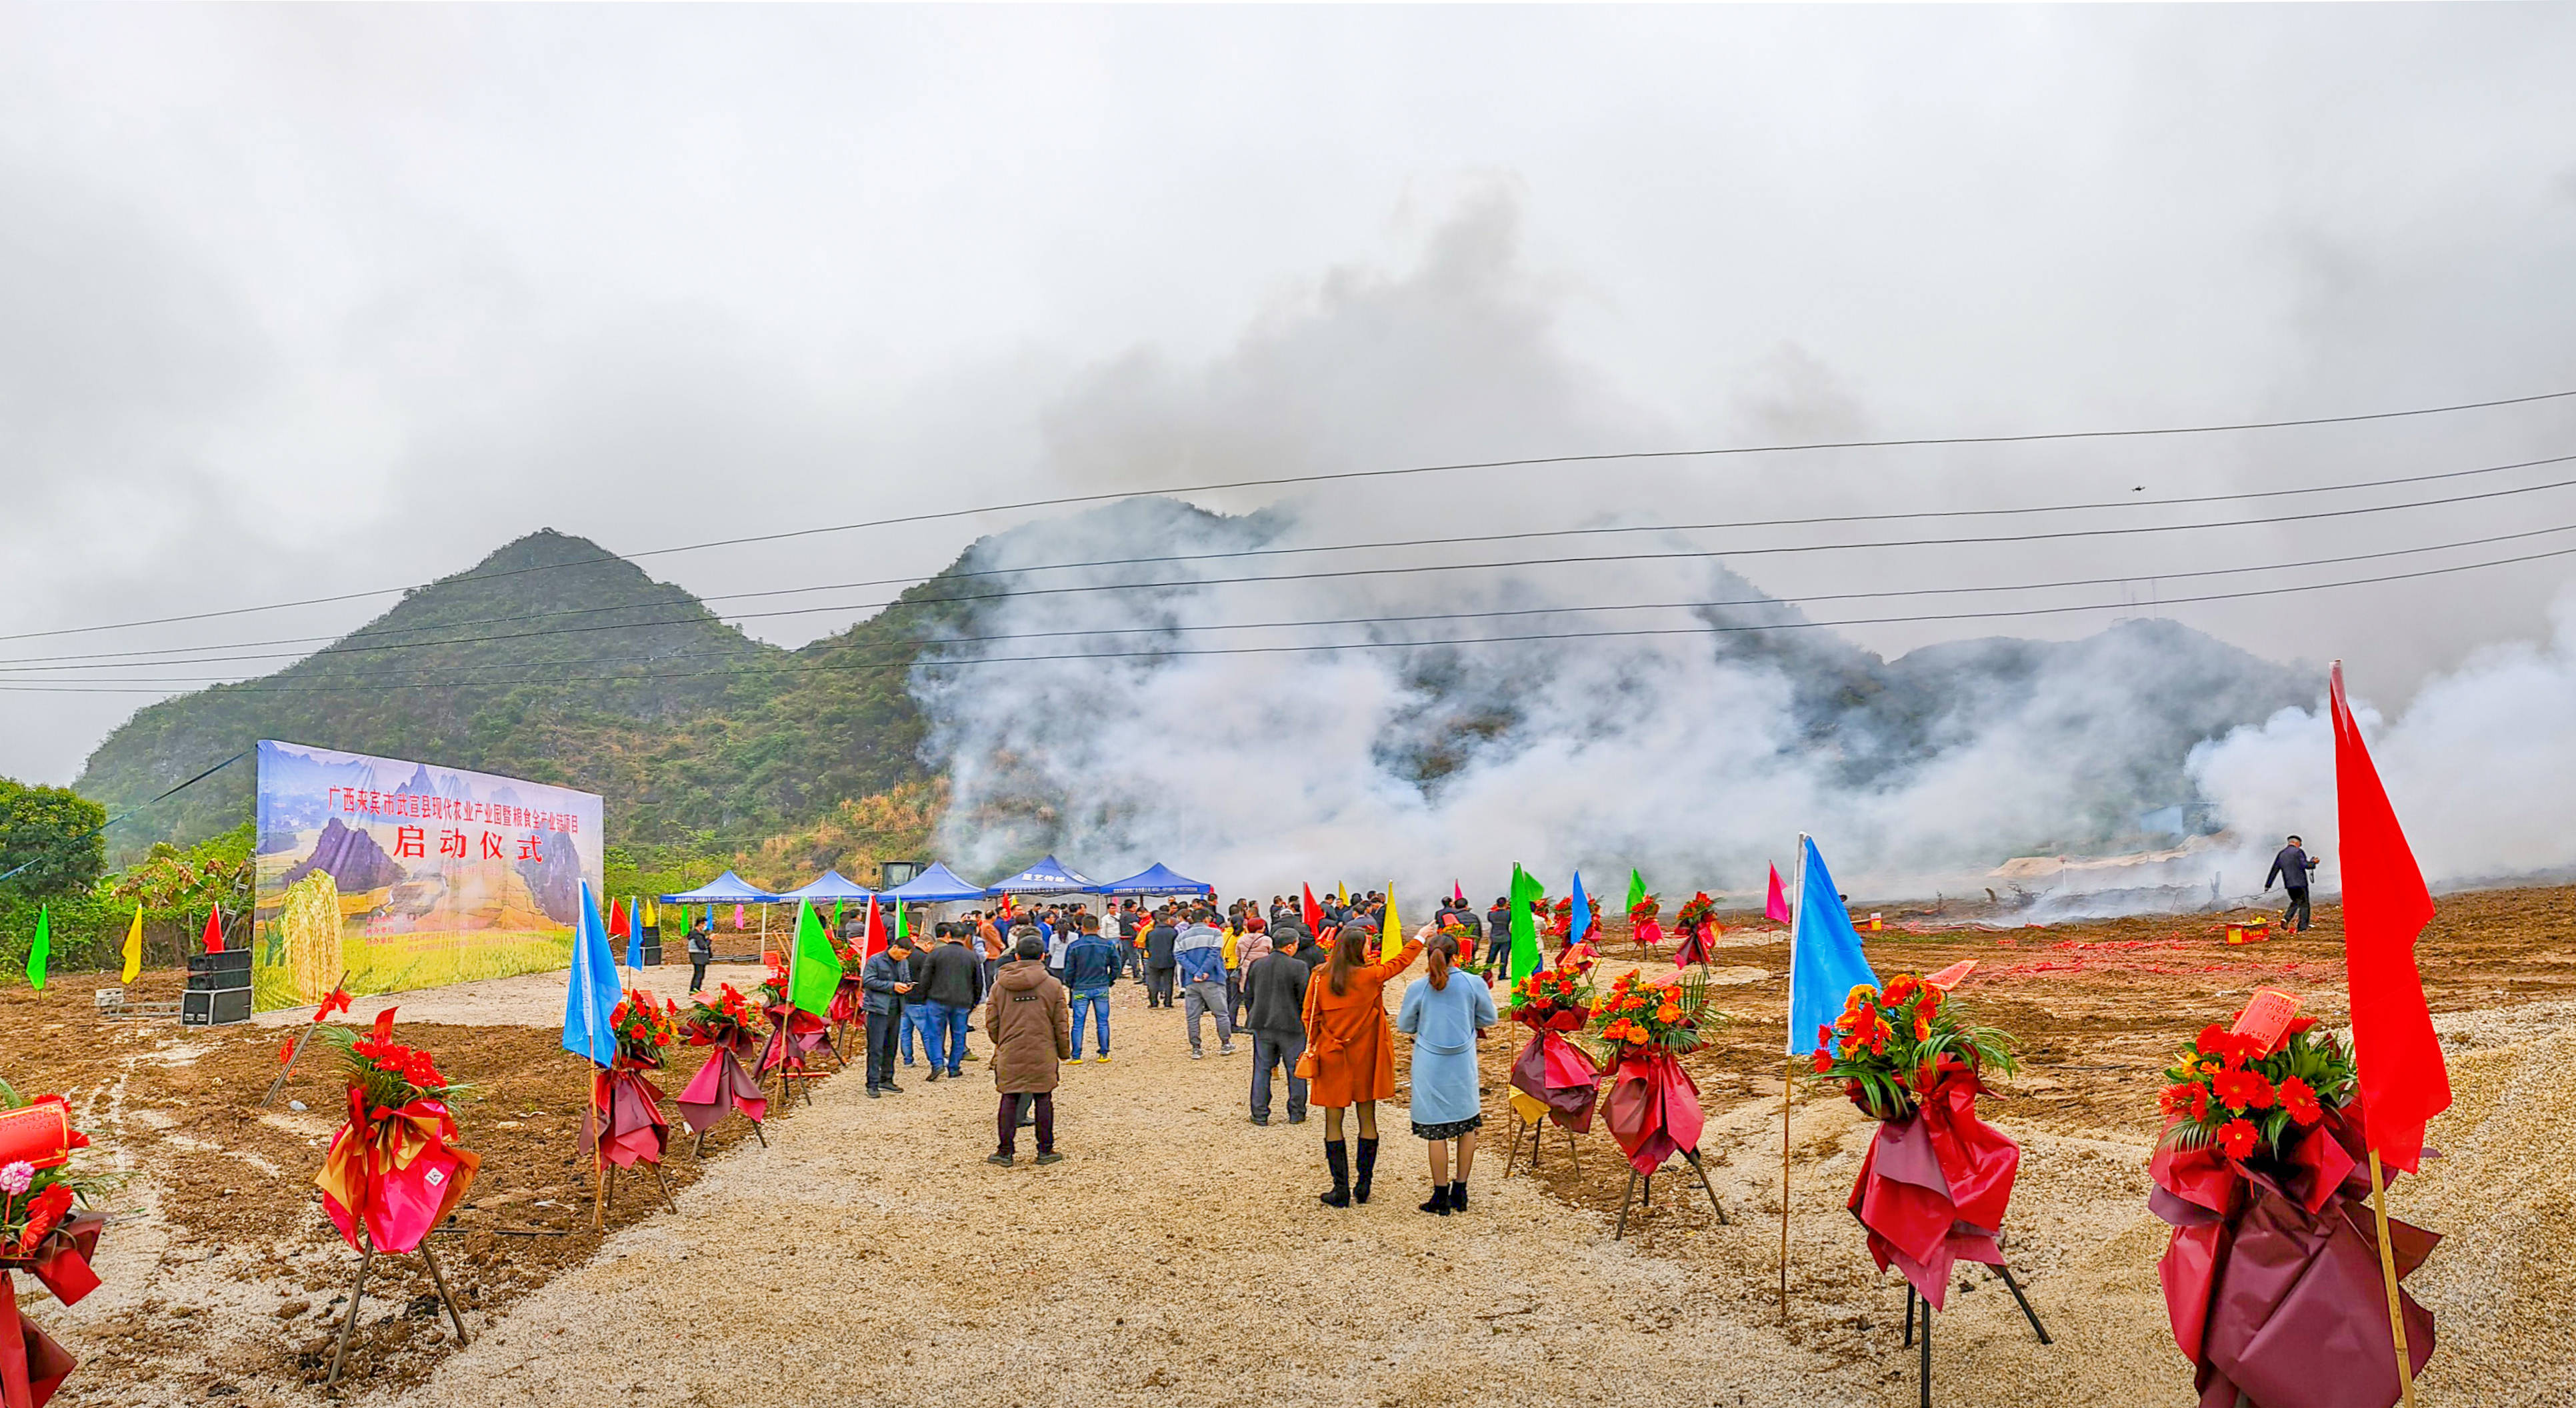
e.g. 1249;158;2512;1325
393;977;1845;1408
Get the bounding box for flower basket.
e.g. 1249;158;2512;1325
676;985;769;1135
1670;892;1719;967
2149;1003;2436;1408
311;1011;478;1255
1505;969;1602;1132
1807;972;2022;1307
1585;969;1717;1174
0;1090;112;1408
590;990;677;1168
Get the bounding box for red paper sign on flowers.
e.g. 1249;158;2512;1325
0;1089;112;1408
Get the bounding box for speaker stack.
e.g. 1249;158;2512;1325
182;949;253;1025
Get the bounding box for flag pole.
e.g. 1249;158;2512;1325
2364;1147;2421;1407
1780;832;1806;1325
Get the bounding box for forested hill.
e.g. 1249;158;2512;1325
73;529;956;861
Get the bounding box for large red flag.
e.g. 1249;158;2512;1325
1301;884;1323;932
607;900;628;940
863;896;889;958
2332;662;2449;1173
201;908;225;954
1764;864;1791;925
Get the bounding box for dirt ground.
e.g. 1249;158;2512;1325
9;889;2574;1407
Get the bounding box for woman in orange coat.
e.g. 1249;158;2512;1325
1301;925;1423;1207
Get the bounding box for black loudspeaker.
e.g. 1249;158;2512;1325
187;949;253;977
181;988;253;1025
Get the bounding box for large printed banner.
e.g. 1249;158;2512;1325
251;739;603;1011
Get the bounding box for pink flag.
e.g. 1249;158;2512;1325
1764;864;1791;924
1452;881;1467;905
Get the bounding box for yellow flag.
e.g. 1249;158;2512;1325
1381;886;1401;961
121;904;143;983
1337;882;1348;905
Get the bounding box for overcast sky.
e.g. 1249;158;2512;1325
5;4;2575;787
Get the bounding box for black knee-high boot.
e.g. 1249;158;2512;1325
1353;1137;1380;1204
1319;1139;1351;1208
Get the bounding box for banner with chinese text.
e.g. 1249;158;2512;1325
250;739;604;1011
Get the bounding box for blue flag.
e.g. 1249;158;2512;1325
1787;836;1880;1056
625;893;643;971
1568;871;1591;947
562;881;622;1067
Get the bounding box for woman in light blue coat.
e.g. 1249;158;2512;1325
1397;932;1498;1215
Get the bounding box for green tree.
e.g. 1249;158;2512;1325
0;778;107;900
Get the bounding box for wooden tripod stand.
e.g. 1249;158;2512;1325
323;1231;469;1389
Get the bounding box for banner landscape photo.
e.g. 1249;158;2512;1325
250;739;604;1010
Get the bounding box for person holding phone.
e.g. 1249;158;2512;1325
860;932;917;1096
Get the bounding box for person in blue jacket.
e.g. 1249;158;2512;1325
1396;931;1496;1215
1058;914;1123;1063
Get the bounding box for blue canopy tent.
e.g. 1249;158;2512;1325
881;862;991;903
657;870;778;903
1095;862;1213;897
779;870;877;902
984;854;1100;896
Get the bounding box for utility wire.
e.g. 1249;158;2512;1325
17;445;2573;671
9;455;2576;678
8;384;2571;645
7;517;2573;684
7;536;2571;694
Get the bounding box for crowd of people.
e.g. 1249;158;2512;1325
819;888;1532;1208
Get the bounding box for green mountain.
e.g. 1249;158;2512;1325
74;529;959;861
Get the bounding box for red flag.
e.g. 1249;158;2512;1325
1302;884;1323;931
1764;864;1791;925
201;908;225;954
2332;662;2449;1173
607;900;628;939
863;896;889;958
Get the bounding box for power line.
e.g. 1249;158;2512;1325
29;441;2568;671
9;383;2571;646
8;457;2573;678
8;534;2571;694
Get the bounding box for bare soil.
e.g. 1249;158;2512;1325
7;889;2572;1406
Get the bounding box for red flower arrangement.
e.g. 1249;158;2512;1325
611;989;680;1067
1629;894;1660;923
0;1085;113;1407
1674;893;1717;930
1587;968;1711;1057
679;983;761;1045
2149;997;2435;1408
1584;968;1719;1174
1805;973;2016;1121
312;1010;477;1255
2157;1013;2348;1163
1546;896;1573;942
1506;967;1595;1032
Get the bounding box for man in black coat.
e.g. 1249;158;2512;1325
2265;835;2323;933
1240;942;1313;1125
1142;911;1179;1009
916;923;985;1080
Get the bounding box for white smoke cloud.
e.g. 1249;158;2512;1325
907;191;2575;906
2191;588;2576;891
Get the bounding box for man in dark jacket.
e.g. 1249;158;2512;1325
917;923;985;1079
1142;911;1179;1009
685;917;714;993
1282;924;1327;977
899;936;937;1073
1241;940;1313;1125
859;937;915;1095
1487;897;1511;955
2265;835;2323;933
1060;915;1122;1063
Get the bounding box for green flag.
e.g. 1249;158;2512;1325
787;901;841;1017
1626;868;1647;913
895;901;907;944
26;905;49;991
1508;865;1543;979
832;899;843;938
